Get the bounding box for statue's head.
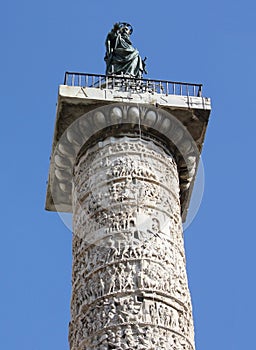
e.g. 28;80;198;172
118;22;133;35
122;26;129;35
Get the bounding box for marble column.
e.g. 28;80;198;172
69;135;195;350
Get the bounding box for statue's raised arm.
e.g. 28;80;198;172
104;22;147;79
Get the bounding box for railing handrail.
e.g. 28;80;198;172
63;71;203;97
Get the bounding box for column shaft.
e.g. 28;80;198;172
69;136;195;350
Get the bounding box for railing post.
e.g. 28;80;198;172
166;82;169;96
198;85;202;97
64;72;68;85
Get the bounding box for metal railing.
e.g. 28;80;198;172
64;72;203;97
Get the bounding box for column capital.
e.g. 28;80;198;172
46;86;211;222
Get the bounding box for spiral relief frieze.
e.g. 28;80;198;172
69;136;195;350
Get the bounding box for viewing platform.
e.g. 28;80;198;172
60;72;210;122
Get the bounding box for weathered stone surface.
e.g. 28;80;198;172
70;136;195;350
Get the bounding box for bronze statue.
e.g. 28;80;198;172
104;22;147;78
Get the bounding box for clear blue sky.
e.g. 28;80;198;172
1;1;256;349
